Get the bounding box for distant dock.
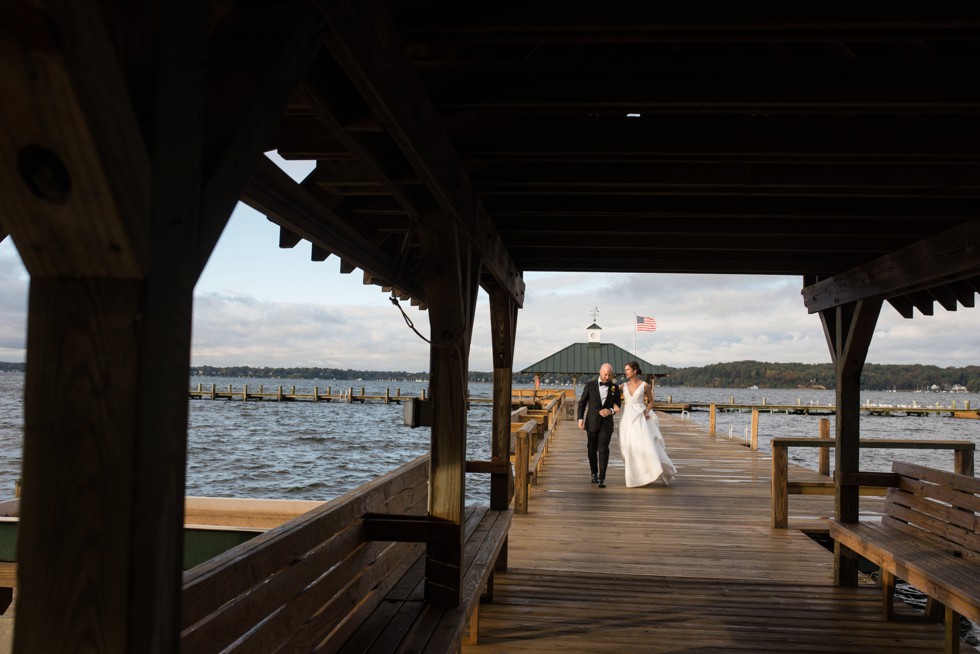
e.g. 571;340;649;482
682;398;978;419
188;384;573;407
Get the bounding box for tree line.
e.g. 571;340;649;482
1;361;977;391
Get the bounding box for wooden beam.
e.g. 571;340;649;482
313;0;525;308
803;217;980;312
310;243;330;261
420;213;480;607
278;225;302;249
197;3;323;280
820;298;881;587
393;9;980;43
489;284;519;511
17;279;143;653
886;296;916;319
946;279;977;308
362;514;459;544
242;156;425;300
413;59;980;114
0;1;150;279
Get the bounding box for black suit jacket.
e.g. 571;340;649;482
577;378;622;432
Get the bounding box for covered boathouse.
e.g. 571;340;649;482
1;5;979;652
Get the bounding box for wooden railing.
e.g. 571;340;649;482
509;393;565;513
770;437;976;528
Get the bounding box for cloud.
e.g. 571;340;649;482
191;292;432;369
0;247;27;360
2;235;978;372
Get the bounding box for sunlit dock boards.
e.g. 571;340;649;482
464;414;957;653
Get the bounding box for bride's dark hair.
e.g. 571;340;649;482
626;360;643;377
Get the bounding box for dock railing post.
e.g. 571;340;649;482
771;440;788;528
313;386;318;403
210;384;216;400
708;403;716;437
243;384;248;402
818;418;831;476
954;445;975;476
750;408;760;450
348;387;353;403
515;431;530;514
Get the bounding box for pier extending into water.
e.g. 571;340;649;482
465;411;973;652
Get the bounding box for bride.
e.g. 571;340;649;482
617;361;677;488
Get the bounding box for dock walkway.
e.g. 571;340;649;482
465;414;965;652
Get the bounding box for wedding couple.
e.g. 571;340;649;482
576;361;676;488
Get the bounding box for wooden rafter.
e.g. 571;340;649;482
242;156;425;301
197;3;324;280
803;217;980;313
313;0;525;307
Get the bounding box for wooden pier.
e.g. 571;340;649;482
464;413;964;652
188;383;419;403
689;400;978;418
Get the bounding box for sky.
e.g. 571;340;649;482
1;157;977;372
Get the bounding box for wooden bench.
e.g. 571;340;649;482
828;461;980;654
181;456;512;653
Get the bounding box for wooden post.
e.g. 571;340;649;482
515;431;529;514
210;384;216;400
750;408;760;450
820;297;881;586
818;418;831;476
313;386;318;402
489;284;518;511
954;447;974;476
385;388;390;403
771;441;788;528
243;384;248;401
419;216;479;608
708;403;716;437
347;387;353;403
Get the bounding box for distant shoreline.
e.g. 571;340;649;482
2;361;978;393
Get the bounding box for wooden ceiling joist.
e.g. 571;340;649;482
198;4;324;279
803;217;980;313
313;0;525;307
242;156;424;301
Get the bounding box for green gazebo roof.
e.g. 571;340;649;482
520;342;666;378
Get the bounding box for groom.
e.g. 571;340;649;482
576;362;621;488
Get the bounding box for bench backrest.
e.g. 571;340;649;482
180;456;429;653
883;461;980;563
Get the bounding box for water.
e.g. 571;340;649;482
663;385;980;475
2;375;978;501
2;373;979;646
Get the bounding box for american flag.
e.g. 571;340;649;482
636;315;657;332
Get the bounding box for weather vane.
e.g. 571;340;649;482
590;306;599;322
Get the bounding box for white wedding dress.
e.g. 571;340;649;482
619;381;677;488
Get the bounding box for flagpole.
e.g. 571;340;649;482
633;311;636;356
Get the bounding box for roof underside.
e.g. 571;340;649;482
246;5;980;319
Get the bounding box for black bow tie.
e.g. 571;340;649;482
599;382;610;388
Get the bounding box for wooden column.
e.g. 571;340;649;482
0;3;321;651
489;284;519;510
820;298;881;586
421;218;479;607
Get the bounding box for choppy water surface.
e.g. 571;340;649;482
2;373;979;645
2;374;978;503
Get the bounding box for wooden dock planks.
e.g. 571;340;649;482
464;414;959;652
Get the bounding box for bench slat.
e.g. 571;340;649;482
893;461;980;495
182;458;428;627
828;460;980;653
829;520;980;624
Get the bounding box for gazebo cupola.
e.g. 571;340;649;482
587;322;602;344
